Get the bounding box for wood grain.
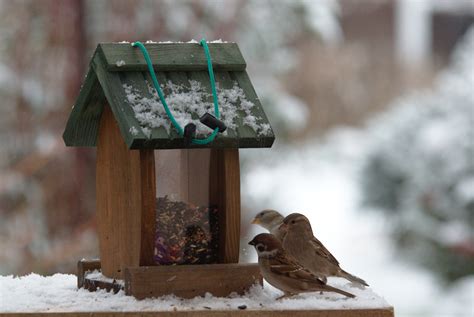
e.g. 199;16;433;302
0;308;395;317
62;67;105;147
124;264;262;299
210;149;241;263
96;104;156;278
139;149;156;267
92;53;146;148
98;43;246;72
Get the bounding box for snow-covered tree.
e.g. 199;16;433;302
361;27;474;282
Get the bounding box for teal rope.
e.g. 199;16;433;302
131;39;219;144
131;41;183;135
201;40;220;118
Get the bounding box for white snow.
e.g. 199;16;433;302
123;80;272;138
34;132;57;155
85;270;124;287
129;126;139;136
302;0;343;46
209;39;228;43
0;273;390;312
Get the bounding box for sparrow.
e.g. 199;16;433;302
279;213;368;286
249;233;355;300
251;209;285;240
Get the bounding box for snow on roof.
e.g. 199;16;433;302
0;273;391;312
63;42;274;149
124;80;272;138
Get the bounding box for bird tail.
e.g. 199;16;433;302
320;284;355;298
339;269;369;287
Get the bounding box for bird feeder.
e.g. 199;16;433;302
63;42;273;299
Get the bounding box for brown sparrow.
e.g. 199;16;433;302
251;209;285;240
280;213;368;286
249;233;355;299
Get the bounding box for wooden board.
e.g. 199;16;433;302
98;43;246;72
96;104;156;279
77;259;101;289
139;148;156;267
210;149;241;263
62;67;105;147
0;308;395;317
124;264;262;299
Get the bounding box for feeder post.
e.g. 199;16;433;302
210;148;241;263
96;104;156;279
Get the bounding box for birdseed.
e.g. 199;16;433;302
154;196;219;265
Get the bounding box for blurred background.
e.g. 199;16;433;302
0;0;473;316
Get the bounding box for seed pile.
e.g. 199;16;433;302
154;196;219;265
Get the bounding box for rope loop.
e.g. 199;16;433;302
131;39;220;144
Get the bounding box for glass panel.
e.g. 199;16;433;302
154;149;219;265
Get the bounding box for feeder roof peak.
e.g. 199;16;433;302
63;42;274;149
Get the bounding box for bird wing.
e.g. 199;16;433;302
269;251;325;284
310;237;340;266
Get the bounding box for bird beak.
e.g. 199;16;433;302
248;240;256;246
251;217;260;225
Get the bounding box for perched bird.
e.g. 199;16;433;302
279;213;368;286
251;209;285;240
249;233;355;299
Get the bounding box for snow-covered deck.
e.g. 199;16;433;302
0;273;393;316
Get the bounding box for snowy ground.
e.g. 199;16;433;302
0;273;389;312
240;129;474;317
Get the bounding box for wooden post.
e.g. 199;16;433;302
124;264;262;299
96;104;156;279
77;259;101;289
210;149;241;263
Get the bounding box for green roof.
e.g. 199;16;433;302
63;43;275;149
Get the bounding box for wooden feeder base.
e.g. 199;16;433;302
0;260;394;317
70;260;395;317
1;310;394;317
77;259;263;299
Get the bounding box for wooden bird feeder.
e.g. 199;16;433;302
57;42;394;317
63;42;273;299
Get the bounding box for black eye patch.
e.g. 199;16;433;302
257;245;265;252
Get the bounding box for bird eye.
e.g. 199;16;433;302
257;245;265;252
291;220;296;224
259;212;264;216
